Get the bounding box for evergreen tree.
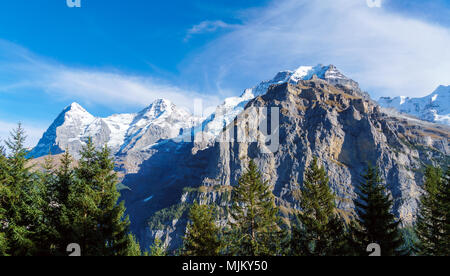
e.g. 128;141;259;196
229;159;281;256
66;139;132;256
0;144;9;255
415;166;445;255
351;165;405;256
95;145;131;255
182;202;222;256
33;154;60;255
290;157;348;256
150;238;167;256
438;167;450;255
0;124;44;255
0;126;139;256
126;234;145;256
52;150;75;255
64;139;99;255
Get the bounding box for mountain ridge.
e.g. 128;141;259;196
378;85;450;126
29;98;201;159
31;64;359;160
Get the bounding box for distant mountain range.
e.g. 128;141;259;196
30;64;369;160
30;65;450;250
378;85;450;125
29;99;202;159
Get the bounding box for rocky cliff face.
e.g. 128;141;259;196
120;78;449;251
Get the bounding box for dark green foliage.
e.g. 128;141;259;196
440;167;450;254
182;202;222;256
148;203;190;230
0;145;9;255
399;227;418;255
65;139;131;256
33;154;61;255
0;125;142;256
0;124;45;256
290;157;348;256
51;150;74;255
415;165;449;256
228;160;281;256
351;165;405;256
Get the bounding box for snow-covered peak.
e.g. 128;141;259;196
138;98;174;119
62;102;95;124
197;64;356;142
66;102;85;111
64;102;92;117
245;64;352;98
149;98;173;111
378;85;450;125
28;102;96;158
291;65;327;81
118;99;202;153
31;98;203;158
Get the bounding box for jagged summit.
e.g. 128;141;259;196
63;102;95;122
239;64;366;102
118;98;200;154
137;98;175;119
65;102;85;111
28;102;96;158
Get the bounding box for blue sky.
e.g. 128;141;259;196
0;0;449;146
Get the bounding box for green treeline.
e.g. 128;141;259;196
0;125;147;256
0;125;449;256
181;158;449;256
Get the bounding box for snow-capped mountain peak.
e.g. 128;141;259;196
290;65;327;81
378;85;450;125
66;102;86;112
28;102;96;158
138;99;174;119
196;64;359;144
30;98;204;158
63;102;96;125
246;64;356;98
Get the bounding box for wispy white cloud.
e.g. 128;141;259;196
185;20;239;41
0;40;222;112
181;0;450;99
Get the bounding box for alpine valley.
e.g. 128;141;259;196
30;65;450;250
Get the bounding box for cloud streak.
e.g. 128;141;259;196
0;40;222;112
181;0;450;99
185;20;239;41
